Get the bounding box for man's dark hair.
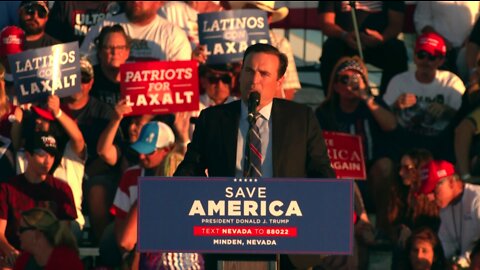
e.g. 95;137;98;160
242;43;288;78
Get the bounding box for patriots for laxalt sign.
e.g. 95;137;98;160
198;9;271;65
8;42;81;104
119;60;199;115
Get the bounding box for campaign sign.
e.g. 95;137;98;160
198;9;271;65
138;177;353;254
323;131;366;180
8;42;81;104
120;60;199;115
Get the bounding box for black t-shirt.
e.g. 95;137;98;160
45;1;122;45
24;33;60;50
90;65;121;107
318;1;405;33
62;97;116;167
315;97;391;161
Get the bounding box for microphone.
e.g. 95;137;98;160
247;91;260;123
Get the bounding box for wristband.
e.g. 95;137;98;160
55;109;63;119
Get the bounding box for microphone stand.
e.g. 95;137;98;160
349;1;364;60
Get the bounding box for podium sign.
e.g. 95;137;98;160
138;177;353;254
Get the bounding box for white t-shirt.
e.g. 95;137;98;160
414;1;479;48
81;14;192;64
158;1;199;49
53;141;86;229
383;70;465;136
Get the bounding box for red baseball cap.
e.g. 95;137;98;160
0;26;25;57
418;160;456;195
31;106;55;121
415;32;446;57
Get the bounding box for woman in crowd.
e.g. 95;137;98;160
316;56;397;244
388;148;439;244
13;207;83;270
390;149;441;270
316;56;397;268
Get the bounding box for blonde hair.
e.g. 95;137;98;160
21;207;78;253
0;62;9;117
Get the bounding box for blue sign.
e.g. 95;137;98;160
138;177;353;254
198;10;271;65
8;42;81;104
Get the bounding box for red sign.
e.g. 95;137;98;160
323;131;366;180
120;60;199;115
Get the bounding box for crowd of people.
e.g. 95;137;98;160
0;1;480;270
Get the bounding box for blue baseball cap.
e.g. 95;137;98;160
130;121;175;154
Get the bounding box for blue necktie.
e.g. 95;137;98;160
244;113;262;177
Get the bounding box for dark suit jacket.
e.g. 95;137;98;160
174;99;335;178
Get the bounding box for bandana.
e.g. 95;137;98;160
336;59;366;76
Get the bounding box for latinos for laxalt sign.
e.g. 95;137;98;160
138;177;353;254
8;42;81;104
198;9;271;65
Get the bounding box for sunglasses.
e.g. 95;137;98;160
416;51;440;61
24;5;48;19
207;74;231;84
18;226;36;234
336;73;362;90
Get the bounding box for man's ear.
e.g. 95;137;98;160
277;76;285;88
